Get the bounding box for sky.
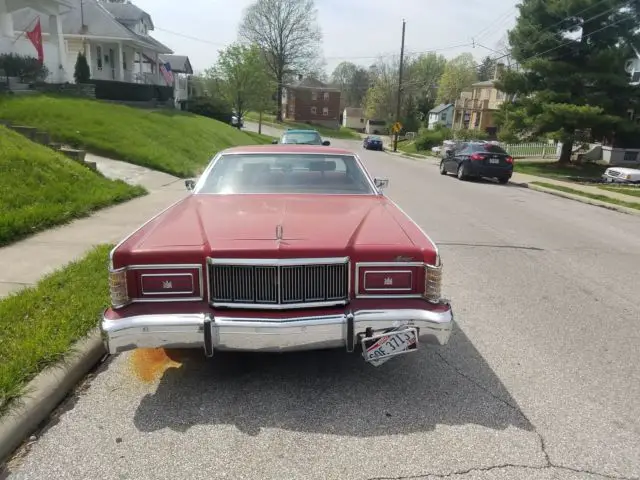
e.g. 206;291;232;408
132;0;521;75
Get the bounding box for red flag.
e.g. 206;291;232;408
26;18;44;64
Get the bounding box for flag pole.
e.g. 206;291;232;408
12;16;38;44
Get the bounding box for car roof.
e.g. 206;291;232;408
284;129;321;134
221;144;354;155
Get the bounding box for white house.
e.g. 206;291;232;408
365;119;388;135
427;103;454;129
160;53;193;109
0;0;73;83
342;107;365;131
9;0;175;85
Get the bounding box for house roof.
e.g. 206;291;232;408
101;2;154;29
287;77;341;92
429;103;453;114
160;54;193;74
344;107;364;116
472;80;495;87
12;0;172;54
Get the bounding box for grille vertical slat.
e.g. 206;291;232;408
210;261;349;307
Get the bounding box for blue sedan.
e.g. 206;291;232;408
363;135;384;151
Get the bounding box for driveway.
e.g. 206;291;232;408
5;126;640;480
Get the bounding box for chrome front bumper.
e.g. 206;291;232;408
101;307;454;356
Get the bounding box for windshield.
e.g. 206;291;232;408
196;153;376;194
281;131;322;145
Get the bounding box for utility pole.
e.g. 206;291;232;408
393;19;406;153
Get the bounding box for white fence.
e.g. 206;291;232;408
503;142;559;158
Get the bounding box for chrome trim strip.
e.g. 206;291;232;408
208;257;349;266
363;270;413;292
140;273;195;296
101;306;454;354
211;300;349;310
108;196;189;270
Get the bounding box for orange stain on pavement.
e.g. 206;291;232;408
129;348;180;383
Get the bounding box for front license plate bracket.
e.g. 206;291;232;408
360;327;419;367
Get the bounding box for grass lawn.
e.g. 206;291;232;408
599;185;640;198
244;111;361;140
0;95;274;177
0;125;146;247
0;245;112;414
514;161;606;180
532;182;640;211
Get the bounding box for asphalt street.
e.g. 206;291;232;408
4;124;640;480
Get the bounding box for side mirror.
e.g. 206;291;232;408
322;140;331;146
185;179;196;191
374;177;389;190
271;139;279;144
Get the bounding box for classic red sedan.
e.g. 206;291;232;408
102;145;453;366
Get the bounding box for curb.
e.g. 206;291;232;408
0;328;106;463
512;181;640;216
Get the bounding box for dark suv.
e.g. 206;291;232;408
440;141;513;184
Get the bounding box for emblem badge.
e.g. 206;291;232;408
394;255;414;262
162;280;173;289
275;224;284;241
383;277;394;286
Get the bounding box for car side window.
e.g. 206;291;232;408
454;143;469;155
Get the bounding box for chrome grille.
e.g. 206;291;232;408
209;260;349;307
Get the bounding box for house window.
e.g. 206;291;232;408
440;112;447;121
323;92;329;101
360;118;364;123
311;106;317;114
96;46;103;70
322;107;328;116
312;91;317;101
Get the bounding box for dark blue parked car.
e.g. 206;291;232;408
363;135;384;151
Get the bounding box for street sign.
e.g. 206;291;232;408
392;122;403;134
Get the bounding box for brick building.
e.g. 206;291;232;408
282;77;341;129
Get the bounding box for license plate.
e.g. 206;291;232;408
361;327;418;366
489;157;500;164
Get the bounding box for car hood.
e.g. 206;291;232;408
126;194;425;259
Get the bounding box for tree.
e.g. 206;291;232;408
331;61;371;108
477;56;496;81
498;0;640;163
74;51;90;84
405;52;447;121
209;43;272;129
436;53;477;104
239;0;323;121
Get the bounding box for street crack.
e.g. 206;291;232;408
416;352;638;480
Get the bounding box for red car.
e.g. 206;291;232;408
102;145;453;366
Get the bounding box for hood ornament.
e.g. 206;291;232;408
275;224;284;241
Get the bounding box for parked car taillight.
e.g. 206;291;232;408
109;268;130;309
506;156;514;164
424;263;443;303
470;153;484;161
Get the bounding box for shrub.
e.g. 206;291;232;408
187;95;233;124
89;79;172;102
415;129;448;151
497;128;519;144
453;128;489;141
73;51;91;84
0;53;49;83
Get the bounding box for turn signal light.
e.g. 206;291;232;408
109;268;130;308
424;263;443;303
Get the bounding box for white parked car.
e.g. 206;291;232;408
602;167;640;183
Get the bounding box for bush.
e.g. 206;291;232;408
453;128;489;141
187;95;233;124
497;128;519;144
415;129;448;151
73;51;90;84
0;53;49;83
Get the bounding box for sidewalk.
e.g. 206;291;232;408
0;154;187;298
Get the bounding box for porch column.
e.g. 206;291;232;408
0;0;13;38
117;42;124;81
49;12;67;82
83;41;93;78
137;50;142;80
155;52;160;84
